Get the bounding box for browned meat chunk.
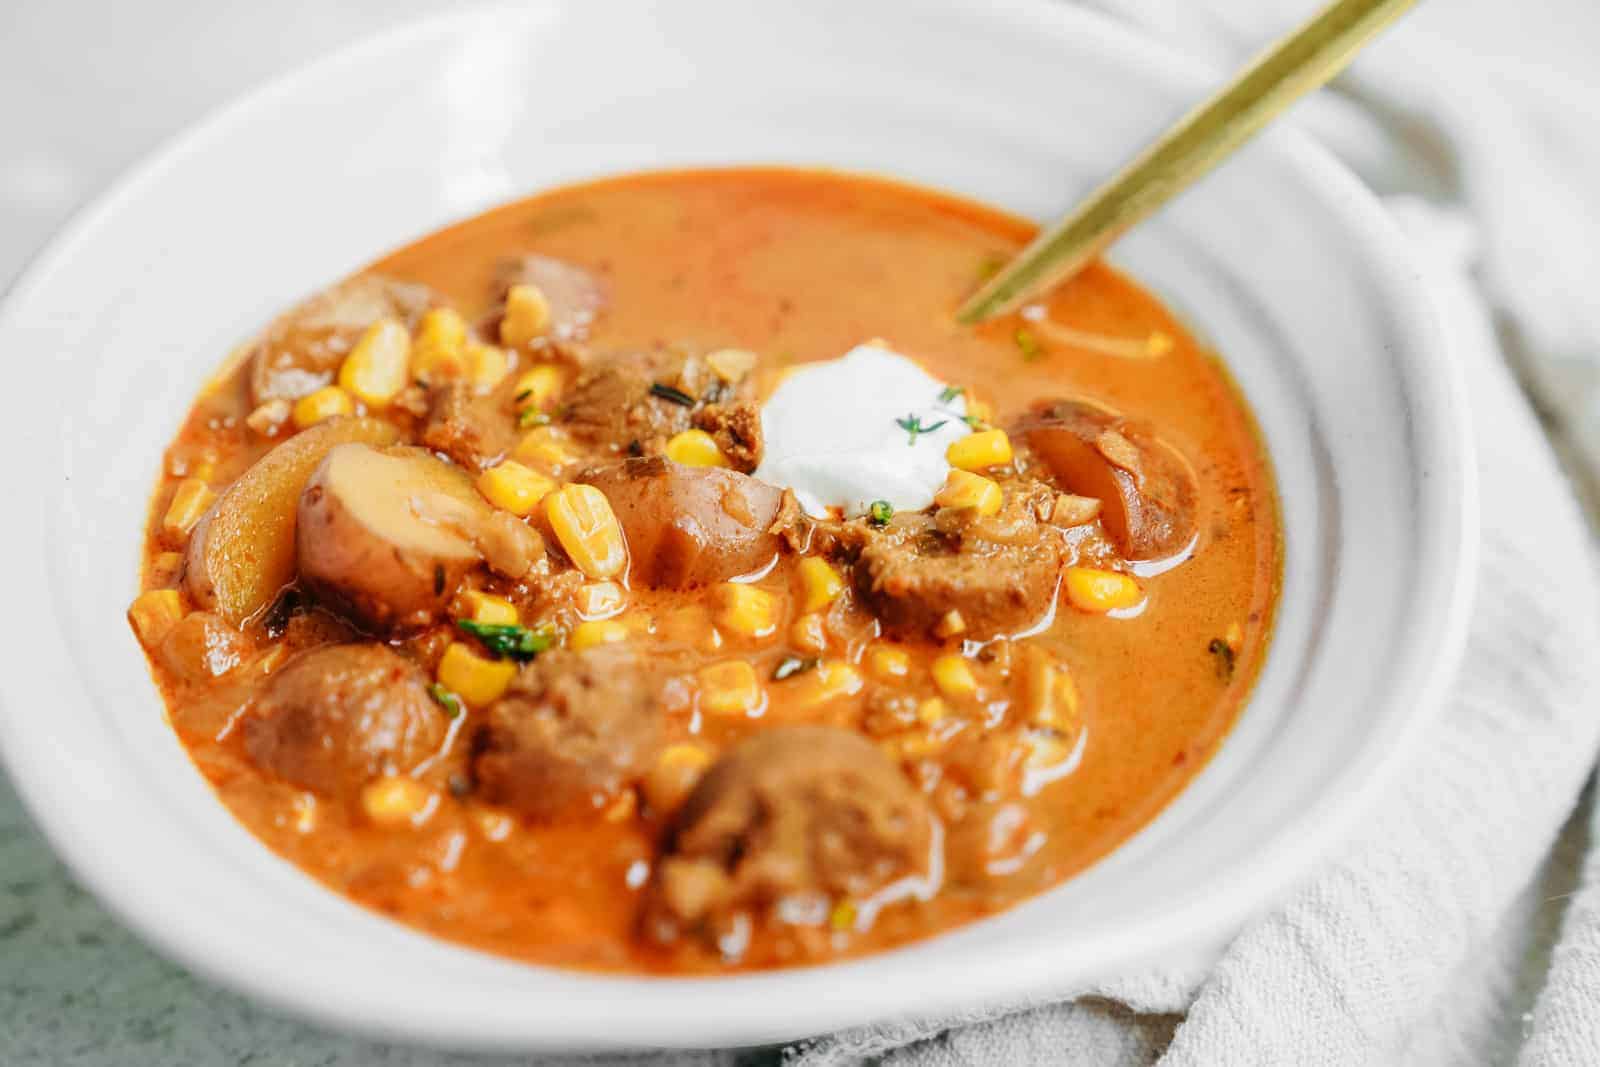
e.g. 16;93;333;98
1013;399;1199;562
474;646;662;821
854;497;1065;641
248;275;436;406
242;644;445;797
496;254;607;343
651;726;935;935
582;457;786;588
421;373;524;471
560;349;763;469
693;402;764;471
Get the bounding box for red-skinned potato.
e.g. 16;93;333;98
1012;399;1199;562
249;275;435;406
297;444;502;633
582;457;785;588
183;417;401;624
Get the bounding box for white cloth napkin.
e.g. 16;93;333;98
784;3;1600;1064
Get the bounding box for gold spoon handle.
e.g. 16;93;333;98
957;0;1419;324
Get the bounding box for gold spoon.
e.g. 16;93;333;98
957;0;1419;324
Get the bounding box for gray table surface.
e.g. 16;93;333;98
1;1;1589;1063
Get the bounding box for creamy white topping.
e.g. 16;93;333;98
753;343;970;517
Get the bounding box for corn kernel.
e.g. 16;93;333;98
513;426;575;472
644;744;713;815
477;461;557;517
411;307;468;381
545;484;627;579
149;551;185;586
796;659;865;708
127;589;183;648
500;283;551;347
461;590;518;625
789;613;827;655
464;340;510;389
867;644;911;680
574;581;625;620
934;469;1002;516
437;642;516;705
291;385;354;429
931;654;979;701
338;318;411;408
706;348;758;383
917;697;950;726
161;478;215;545
711;583;781;642
698;660;764;716
1023;649;1081;731
935;610;967;639
946;428;1014;471
360;775;437;827
571;618;629;651
1064;566;1143;614
665;429;729;468
512;364;565;412
795;556;845;614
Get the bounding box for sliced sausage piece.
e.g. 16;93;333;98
249;275;436;406
1012;399;1199;562
497;254;607;343
474;646;662;821
582;457;785;588
297;444;497;633
652;726;935;932
242;644;445;798
855;504;1065;641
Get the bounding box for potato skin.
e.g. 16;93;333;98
183;417;400;624
582;457;785;589
1013;399;1199;562
296;445;484;634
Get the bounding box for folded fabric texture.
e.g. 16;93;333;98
783;3;1600;1064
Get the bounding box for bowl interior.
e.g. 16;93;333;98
0;0;1471;1050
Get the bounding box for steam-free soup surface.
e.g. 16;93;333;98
131;169;1278;972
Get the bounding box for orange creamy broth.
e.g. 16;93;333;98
137;168;1279;973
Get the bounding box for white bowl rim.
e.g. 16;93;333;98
0;0;1477;1051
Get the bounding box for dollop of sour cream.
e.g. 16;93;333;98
754;343;970;517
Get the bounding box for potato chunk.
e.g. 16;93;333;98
582;457;785;588
182;417;400;624
1013;399;1199;562
297;444;495;633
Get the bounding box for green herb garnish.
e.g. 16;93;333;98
895;414;948;446
962;414;989;431
772;655;819;681
457;619;558;661
428;683;463;719
517;408;551;428
868;500;894;526
649;382;697;407
1207;638;1236;682
937;384;964;405
975;253;1006;282
1015;327;1043;361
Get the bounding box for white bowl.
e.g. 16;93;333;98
0;0;1475;1052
